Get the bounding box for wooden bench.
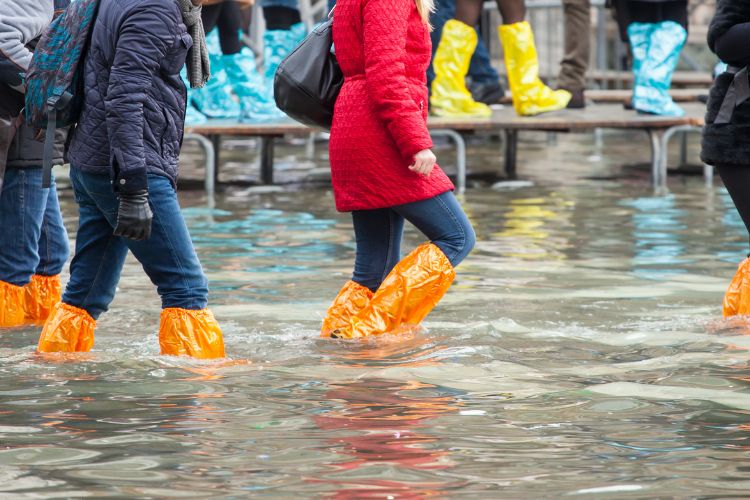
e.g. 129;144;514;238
183;102;706;197
184;121;467;192
493;88;708;105
588;70;713;89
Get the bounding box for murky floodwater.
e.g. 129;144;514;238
2;131;750;498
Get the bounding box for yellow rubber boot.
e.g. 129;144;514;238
159;308;225;359
499;21;571;116
430;20;492;118
23;275;62;324
321;280;374;338
724;257;750;317
331;243;456;339
0;280;25;327
37;302;96;352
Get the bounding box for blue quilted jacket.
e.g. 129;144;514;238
68;0;192;193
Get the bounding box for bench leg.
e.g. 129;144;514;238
679;130;688;167
704;164;714;187
210;134;221;185
656;125;703;192
647;129;665;190
181;133;216;207
260;136;275;185
504;130;518;179
430;129;466;194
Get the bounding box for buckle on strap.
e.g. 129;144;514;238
716;65;750;124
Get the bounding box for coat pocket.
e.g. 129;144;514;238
160;107;178;160
162;32;193;76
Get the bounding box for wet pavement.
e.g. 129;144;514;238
1;129;749;497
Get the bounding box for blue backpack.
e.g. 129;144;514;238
25;0;101;187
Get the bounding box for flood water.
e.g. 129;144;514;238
1;130;749;498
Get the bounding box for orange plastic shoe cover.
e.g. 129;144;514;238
0;280;25;327
159;308;225;359
37;302;96;352
332;243;456;339
24;274;62;323
321;280;374;338
723;257;750;317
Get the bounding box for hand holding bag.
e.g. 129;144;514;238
273;12;343;130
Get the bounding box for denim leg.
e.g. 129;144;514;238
428;0;456;86
392;191;476;267
63;169;129;319
36;175;70;277
0;168;49;286
428;0;500;87
469;38;501;85
259;0;299;7
64;170;209;314
125;176;209;310
351;208;404;292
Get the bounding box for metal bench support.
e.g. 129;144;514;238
647;128;664;190
657;124;705;190
260;136;278;184
431;129;467;194
182;133;216;204
504;129;519;180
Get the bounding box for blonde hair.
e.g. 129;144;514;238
415;0;435;28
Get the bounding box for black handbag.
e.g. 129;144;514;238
273;15;343;130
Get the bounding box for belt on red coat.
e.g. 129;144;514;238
344;73;426;83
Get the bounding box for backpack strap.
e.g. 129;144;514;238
41;92;72;188
41;106;56;188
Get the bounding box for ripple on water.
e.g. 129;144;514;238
3;154;750;495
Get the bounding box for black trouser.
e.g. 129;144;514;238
718;165;750;247
611;0;688;41
202;1;243;55
262;6;301;30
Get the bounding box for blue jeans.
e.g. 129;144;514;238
427;0;500;87
0;168;69;286
63;169;209;319
260;0;298;8
352;191;475;292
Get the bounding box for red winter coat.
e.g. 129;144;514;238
329;0;455;212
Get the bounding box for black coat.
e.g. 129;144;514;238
701;0;750;167
67;0;191;193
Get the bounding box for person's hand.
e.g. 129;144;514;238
114;190;153;241
409;149;436;178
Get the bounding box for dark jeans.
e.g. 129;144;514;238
63;169;208;319
351;191;475;292
0;167;69;286
612;0;688;41
427;0;500;87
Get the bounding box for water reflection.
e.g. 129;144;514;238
312;378;464;498
493;194;574;260
4;143;750;495
622;195;689;279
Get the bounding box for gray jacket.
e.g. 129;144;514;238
0;0;66;170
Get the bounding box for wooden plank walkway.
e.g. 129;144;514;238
588;70;713;88
183;102;707;192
